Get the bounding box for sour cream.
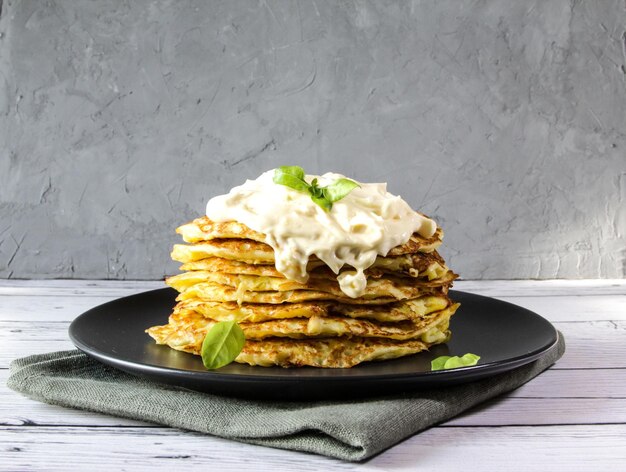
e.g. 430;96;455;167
206;170;436;298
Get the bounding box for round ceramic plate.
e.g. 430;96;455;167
69;289;558;400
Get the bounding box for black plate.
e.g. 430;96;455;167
69;289;558;400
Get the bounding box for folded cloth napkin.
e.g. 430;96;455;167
7;333;564;462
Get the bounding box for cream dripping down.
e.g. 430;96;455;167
205;170;437;298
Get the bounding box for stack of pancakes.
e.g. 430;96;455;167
147;215;459;368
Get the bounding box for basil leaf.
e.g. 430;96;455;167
431;353;480;371
201;321;246;370
430;356;451;371
311;195;332;211
445;353;480;369
273;171;310;192
323;178;360;203
272;167;360;211
276;165;305;180
309;183;324;199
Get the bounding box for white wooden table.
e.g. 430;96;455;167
1;279;625;471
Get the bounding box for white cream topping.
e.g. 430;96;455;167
205;170;437;298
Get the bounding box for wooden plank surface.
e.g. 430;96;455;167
1;279;625;471
1;425;625;472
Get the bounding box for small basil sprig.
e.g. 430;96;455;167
273;166;360;211
431;353;480;371
201;321;246;369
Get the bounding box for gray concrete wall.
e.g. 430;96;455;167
0;0;624;280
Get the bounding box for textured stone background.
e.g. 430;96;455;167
0;0;624;280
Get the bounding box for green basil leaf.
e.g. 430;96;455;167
272;166;359;211
323;178;360;203
273;171;310;192
430;356;451;371
431;353;480;371
311;195;332;211
201;321;246;370
445;353;480;369
276;165;305;180
309;184;324;199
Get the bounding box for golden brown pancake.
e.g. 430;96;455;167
146;304;458;367
177;218;267;244
178;215;443;249
171;240;275;264
174;294;451;323
179;252;449;280
173;274;453;304
148;303;457;343
171;231;443;264
167;270;456;295
237;337;434;368
176;282;395;304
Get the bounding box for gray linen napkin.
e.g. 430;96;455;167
7;333;564;462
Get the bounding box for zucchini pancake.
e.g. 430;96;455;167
147;169;459;368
